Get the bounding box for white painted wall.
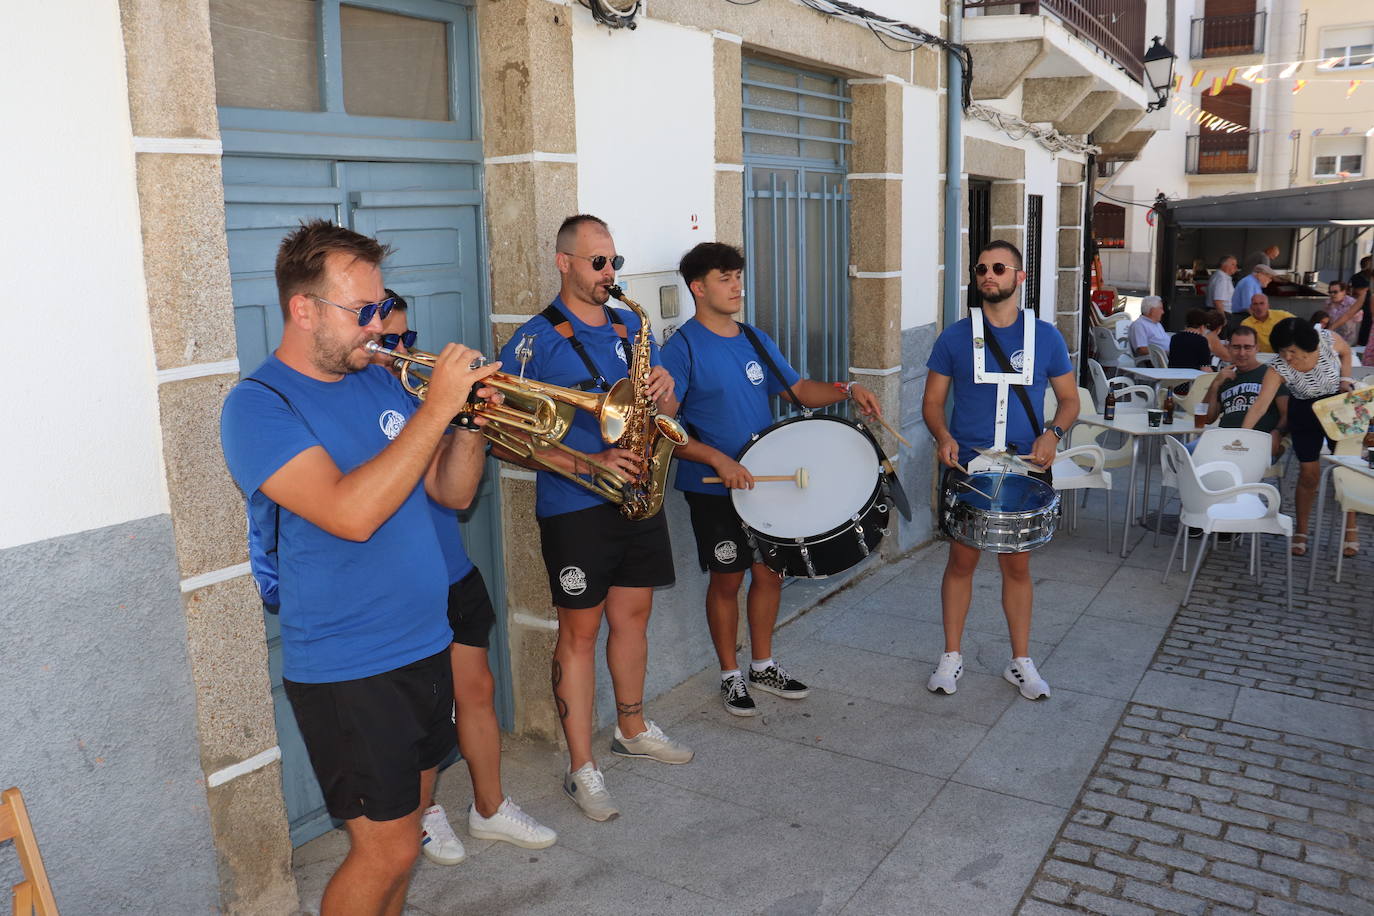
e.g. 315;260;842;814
1023;143;1061;325
902;84;941;329
572;14;715;277
0;2;169;549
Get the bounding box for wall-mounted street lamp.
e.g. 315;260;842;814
1143;36;1177;112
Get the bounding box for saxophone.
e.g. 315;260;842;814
607;284;689;520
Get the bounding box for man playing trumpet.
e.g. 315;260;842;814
495;214;693;823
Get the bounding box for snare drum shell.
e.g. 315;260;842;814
941;471;1060;554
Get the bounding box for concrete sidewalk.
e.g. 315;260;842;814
294;471;1371;915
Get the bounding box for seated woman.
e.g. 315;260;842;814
1241;317;1357;556
1169;307;1229;370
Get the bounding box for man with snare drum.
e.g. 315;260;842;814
662;242;882;716
922;240;1078;701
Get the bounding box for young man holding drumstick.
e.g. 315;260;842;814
662;242;882;716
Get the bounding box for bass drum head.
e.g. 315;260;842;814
731;415;881;539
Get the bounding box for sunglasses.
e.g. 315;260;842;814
561;251;625;272
973;262;1017;277
380;330;418;350
309;294;397;327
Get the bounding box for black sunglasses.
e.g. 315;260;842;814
561;251;625;272
309;294;397;327
380;330;418;350
973;262;1017;277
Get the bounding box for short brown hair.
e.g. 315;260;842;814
275;219;392;317
556;214;610;253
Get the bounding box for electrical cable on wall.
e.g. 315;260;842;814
580;0;641;30
966;103;1101;156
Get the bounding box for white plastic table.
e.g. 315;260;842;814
1307;454;1374;590
1120;367;1204;386
1075;409;1207;557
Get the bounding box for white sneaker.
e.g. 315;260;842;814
563;763;619;822
419;804;466;865
1004;657;1051;700
610;720;694;764
927;652;963;695
468;798;557;849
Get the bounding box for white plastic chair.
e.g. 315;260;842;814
1090;325;1136;370
1051;444;1114;551
1332;437;1374;583
1174;372;1217;418
1087;359;1153;414
1148;342;1170;370
1162;438;1293;611
1152;427;1268;548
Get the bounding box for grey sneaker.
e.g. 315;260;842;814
468;798;557;849
748;663;810;699
610;720;694;764
563;763;619;822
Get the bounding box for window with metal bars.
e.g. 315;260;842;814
1026;194;1043;312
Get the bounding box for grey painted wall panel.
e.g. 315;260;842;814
0;515;217;914
899;321;939;550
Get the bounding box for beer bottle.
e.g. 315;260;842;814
1163;388;1176;425
1103;388;1116;421
1362;424;1374;464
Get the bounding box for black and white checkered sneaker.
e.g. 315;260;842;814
720;672;757;717
747;663;810;699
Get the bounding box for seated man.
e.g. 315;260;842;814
1239;293;1295;353
1200;325;1288;457
1128;296;1170;361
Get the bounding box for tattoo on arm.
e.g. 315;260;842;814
615;700;643;717
551;659;569;721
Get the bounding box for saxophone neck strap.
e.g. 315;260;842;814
540;302;626;392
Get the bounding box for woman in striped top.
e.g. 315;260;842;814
1242;317;1355;556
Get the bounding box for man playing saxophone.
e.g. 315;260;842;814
496;214;693;822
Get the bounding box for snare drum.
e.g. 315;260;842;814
731;415;892;578
941;470;1059;554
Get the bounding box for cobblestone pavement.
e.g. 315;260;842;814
1019;494;1374;915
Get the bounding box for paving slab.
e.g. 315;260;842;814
817;607;1056;674
1132;670;1238;719
1083;564;1186;628
1045;614;1168;701
843;782;1067;916
953;687;1127;808
1232;687;1374;751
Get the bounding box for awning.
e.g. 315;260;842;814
1163;179;1374;228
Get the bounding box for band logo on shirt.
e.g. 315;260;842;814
1010;349;1026;372
379;409;406;440
745;360;765;385
559;565;588;596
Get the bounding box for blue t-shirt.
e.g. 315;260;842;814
1232;274;1263;313
220;356;453;684
429;496;474;584
925;312;1073;464
661;319;801;495
497;296;661;518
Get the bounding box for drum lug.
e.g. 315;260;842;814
798;543;817;578
853;524;869;558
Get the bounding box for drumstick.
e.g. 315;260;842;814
703;468;809;488
873;414;912;448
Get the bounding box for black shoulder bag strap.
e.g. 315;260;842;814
979;311;1044;443
736;322;805;412
539;303;626;392
673;323;702;438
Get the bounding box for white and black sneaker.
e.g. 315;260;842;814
1004;657;1051;700
721;672;757;717
748;663;810;699
927;652;963;695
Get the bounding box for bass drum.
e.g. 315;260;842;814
731;415;891;578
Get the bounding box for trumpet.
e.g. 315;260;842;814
363;340;637;501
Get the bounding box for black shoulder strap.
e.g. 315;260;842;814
672;324;702;438
241;376;312;616
736;322;805;412
980;312;1043;440
539;303;626;392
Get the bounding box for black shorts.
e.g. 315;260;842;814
1286;395;1335;463
537;503;675;609
447;567;496;649
683;491;757;573
283;648;456;822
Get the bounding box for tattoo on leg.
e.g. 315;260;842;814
615;700;643;717
551;659;569;721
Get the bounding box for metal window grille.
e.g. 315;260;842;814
967;180;991;310
1026;194;1043;311
742;57;850;411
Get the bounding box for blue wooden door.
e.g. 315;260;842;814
213;0;503;847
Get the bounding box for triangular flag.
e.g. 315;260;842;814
1313;128;1324;137
1172;73;1182;93
1289;129;1301;140
1225;67;1239;86
1342;126;1352;136
1191;70;1206;87
1292;80;1307;94
1210;76;1225;96
1349;80;1363;98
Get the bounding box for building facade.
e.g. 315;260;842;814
3;1;1165;910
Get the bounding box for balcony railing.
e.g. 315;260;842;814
1185;131;1260;174
1190;12;1267;59
963;1;1146;83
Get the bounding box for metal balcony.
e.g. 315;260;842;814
963;0;1146;83
1185;131;1259;175
1190;11;1267;59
